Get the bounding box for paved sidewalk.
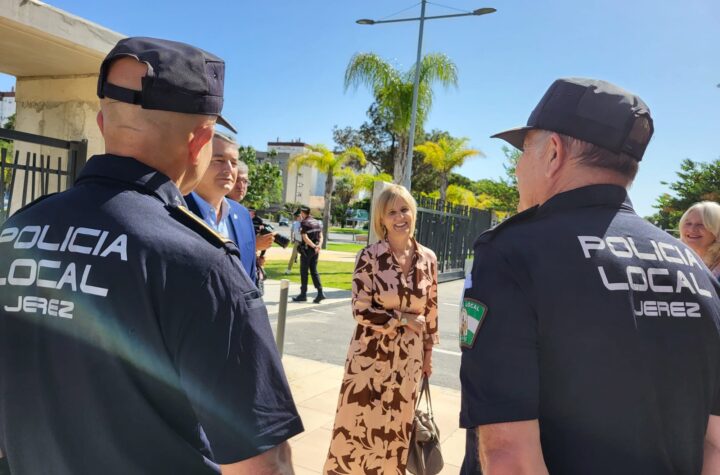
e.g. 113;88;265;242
283;355;466;475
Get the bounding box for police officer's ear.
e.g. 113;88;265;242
96;110;105;136
544;132;567;179
187;123;215;165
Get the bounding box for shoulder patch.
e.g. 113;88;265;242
474;205;538;246
168;205;233;247
459;298;488;349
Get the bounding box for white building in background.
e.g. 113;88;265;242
261;140;327;210
258;139;382;210
0;88;15;127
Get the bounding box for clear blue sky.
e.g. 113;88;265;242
1;0;718;217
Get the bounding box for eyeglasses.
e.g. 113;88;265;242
237;178;251;186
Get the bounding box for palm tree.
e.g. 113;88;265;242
350;172;393;194
446;184;477;207
414;137;483;203
290;145;366;248
344;52;458;186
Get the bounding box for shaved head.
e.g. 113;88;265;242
97;56;216;193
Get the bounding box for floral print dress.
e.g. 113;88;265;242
323;238;439;475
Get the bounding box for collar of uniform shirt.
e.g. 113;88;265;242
75;154;185;207
535;184;634;218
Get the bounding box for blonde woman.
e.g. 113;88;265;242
324;184;439;475
680;201;720;278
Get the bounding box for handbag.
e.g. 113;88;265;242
407;377;444;475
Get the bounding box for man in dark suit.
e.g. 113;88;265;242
185;131;258;282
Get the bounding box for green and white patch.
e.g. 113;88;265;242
459;298;487;349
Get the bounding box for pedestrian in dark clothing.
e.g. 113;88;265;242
293;206;325;303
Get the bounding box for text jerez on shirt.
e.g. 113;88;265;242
579;234;712;318
0;224;128;319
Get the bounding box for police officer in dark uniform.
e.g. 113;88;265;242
459;78;720;474
292;206;325;303
0;37;303;475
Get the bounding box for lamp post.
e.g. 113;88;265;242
357;3;496;190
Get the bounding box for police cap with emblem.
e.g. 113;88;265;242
97;36;237;133
492;77;653;161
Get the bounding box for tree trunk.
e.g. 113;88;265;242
393;134;408;186
439;174;448;206
322;171;333;249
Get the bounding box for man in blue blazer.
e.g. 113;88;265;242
185;132;258;283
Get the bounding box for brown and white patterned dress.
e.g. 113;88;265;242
323;238;439;475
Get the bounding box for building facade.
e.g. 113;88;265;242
262;141;326;210
0;89;15;127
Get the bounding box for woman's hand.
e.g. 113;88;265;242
422;347;433;377
404;313;426;334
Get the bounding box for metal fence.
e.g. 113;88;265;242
414;195;492;282
0;127;87;224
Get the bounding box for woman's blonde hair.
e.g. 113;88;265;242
372;184;417;240
680;201;720;269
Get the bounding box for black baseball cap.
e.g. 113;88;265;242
293;209;301;217
299;206;311;214
492;78;653;161
98;37;237;133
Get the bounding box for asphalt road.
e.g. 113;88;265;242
268;278;466;390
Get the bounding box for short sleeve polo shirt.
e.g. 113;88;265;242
460;185;720;475
0;155;303;474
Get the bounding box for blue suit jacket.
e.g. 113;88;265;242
184;194;257;282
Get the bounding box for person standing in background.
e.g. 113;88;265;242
293;206;325;303
285;209;303;274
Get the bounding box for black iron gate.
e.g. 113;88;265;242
0;127;87;224
414;196;492;282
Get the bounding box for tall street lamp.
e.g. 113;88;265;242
357;3;496;190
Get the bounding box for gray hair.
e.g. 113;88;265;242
557;116;651;181
214;130;237;146
557;135;639;181
236;160;249;175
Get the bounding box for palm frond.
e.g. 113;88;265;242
446;184;476;206
290;144;335;174
340;146;367;167
406;53;458;89
344;53;398;95
351;172;393;193
415;137;483;173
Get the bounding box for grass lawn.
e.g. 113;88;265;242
263;260;356;290
329;227;368;235
325;242;365;254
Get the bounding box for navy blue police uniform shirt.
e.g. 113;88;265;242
0;154;303;474
300;217;322;246
459;184;720;475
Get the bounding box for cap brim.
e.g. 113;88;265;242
490;126;533;151
217;114;237;134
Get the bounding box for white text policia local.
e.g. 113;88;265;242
578;235;714;318
0;225;128;319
